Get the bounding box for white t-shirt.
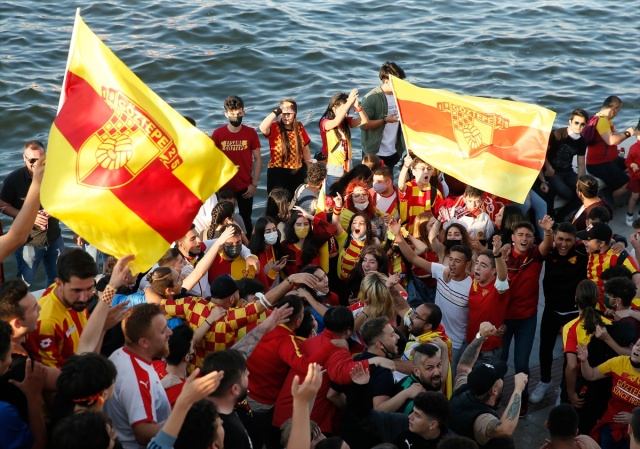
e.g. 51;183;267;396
430;263;472;350
193;193;219;236
378;94;399;157
105;347;171;449
375;191;399;219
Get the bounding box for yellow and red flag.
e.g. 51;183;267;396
42;11;237;273
391;76;555;203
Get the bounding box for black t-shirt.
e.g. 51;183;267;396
547;128;587;172
543;244;588;313
394;431;444;449
221;411;253;449
0;166;61;245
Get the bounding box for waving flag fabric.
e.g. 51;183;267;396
42;11;237;273
390;76;555;203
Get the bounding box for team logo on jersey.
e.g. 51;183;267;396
40;338;52;349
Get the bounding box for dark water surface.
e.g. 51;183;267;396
1;0;638;286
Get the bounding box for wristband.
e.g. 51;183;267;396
493;253;502;258
475;332;487;341
101;285;117;305
272;107;282;116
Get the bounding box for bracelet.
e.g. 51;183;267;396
256;292;273;310
541;181;548;185
544;232;552;237
333;206;343;213
204;318;212;327
362;311;369;318
272;107;282;116
493;253;502;258
354;105;363;113
251;182;258;187
624;131;631;138
381;117;386;125
101;285;117;305
285;278;292;285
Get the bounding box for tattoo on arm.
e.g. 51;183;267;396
458;337;484;369
231;328;266;357
486;418;502;437
506;393;521;420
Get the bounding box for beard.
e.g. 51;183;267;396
237;385;248;403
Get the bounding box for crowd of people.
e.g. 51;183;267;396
1;61;640;449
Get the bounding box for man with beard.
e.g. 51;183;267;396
450;321;528;449
23;248;99;368
212;95;262;237
105;303;173;449
175;223;257;298
578;338;640;447
202;349;253;449
398;343;444;413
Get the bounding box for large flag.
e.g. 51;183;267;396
42;11;237;273
391;76;555;203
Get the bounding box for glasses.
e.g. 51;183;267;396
414;166;433;172
24;156;39;165
410;309;427;322
572;121;586;127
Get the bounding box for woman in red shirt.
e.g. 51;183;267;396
281;207;336;275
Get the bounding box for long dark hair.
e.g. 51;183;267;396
328;164;372;196
249;216;283;259
343;212;374;249
320;92;352;147
265;187;291;224
576;279;603;334
285;210;321;266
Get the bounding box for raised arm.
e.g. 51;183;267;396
457;322;497;375
577;344;607;381
259;106;281;137
183;227;235;291
389;220;431;271
231;304;293;358
493;235;509;282
398;155;412;193
0;157;46;261
76;255;135;354
485;372;528;439
538;215;555;257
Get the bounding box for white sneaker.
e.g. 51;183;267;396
627;214;635;226
529;381;551;404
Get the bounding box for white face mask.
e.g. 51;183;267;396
264;232;278;245
353;233;367;242
568;130;581;140
354;201;369;211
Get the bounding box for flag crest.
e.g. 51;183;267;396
43;13;237;273
391;76;555;203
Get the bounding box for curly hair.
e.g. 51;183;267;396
359;272;394;321
343;180;376;218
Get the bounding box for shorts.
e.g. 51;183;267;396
586;157;629;191
627;177;640;193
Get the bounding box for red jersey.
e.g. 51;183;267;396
211;124;260;191
246;324;335;406
272;329;370;433
505;245;544;319
399;180;443;232
466;277;509;351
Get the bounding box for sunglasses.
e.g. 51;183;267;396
572;121;586;127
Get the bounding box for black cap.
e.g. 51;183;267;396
209;274;238;299
467;361;508;396
586;222;612;242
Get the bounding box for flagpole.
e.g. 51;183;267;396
389;75;415;162
56;7;81;114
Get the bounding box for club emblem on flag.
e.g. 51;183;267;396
77;88;183;189
437;102;510;159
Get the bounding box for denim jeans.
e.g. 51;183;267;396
500;313;537;396
15;235;65;286
406;278;436;308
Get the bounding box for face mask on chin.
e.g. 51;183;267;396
354;201;369;211
568;130;581;140
353;233;367;242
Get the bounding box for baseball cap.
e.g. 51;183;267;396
467;361;508;396
210;274;238;299
586;222;612;242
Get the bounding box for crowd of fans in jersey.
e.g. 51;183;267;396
2;61;640;449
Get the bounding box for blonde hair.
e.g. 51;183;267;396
360;272;394;321
413;212;434;251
